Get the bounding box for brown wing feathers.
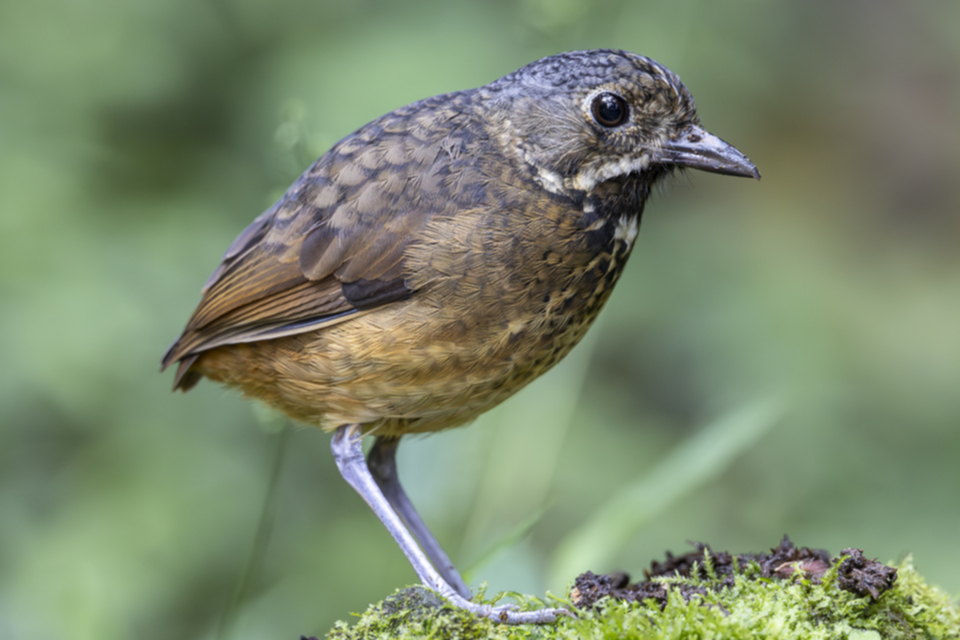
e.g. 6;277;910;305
161;106;470;389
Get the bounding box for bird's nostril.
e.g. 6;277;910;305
688;133;702;143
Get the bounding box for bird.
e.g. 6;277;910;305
162;49;759;624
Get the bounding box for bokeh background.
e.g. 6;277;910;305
2;1;959;638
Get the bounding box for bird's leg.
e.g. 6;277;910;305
331;425;567;624
367;436;472;598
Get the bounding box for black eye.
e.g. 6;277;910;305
591;92;628;127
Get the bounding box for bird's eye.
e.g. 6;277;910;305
591;92;629;127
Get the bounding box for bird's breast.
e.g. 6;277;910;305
405;185;641;379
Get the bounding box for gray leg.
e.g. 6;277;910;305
368;436;471;598
331;425;567;624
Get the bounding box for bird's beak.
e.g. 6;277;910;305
652;125;760;179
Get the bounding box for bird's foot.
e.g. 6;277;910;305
443;591;573;625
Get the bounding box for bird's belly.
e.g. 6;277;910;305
196;237;632;436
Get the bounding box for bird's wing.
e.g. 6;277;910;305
162;99;478;387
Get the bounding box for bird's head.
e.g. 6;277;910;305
484;49;759;197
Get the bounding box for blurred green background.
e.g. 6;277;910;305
2;1;959;638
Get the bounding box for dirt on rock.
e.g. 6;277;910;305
570;535;897;610
835;547;898;600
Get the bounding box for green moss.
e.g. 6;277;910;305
324;559;960;640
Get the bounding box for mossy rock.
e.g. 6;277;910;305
318;543;960;640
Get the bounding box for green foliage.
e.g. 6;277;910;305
549;397;784;587
326;560;960;640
